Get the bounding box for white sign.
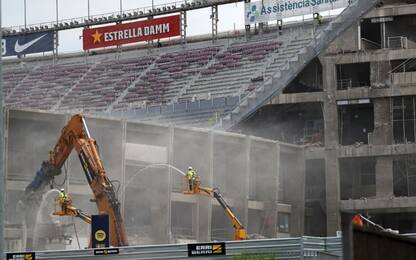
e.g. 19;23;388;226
245;0;349;25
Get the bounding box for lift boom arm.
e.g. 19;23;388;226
53;198;92;225
29;114;128;246
185;177;247;240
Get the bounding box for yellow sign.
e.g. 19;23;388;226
95;230;106;242
212;244;223;254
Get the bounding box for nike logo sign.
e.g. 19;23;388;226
14;34;47;53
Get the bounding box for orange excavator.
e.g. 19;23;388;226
184;176;247;240
21;113;128;247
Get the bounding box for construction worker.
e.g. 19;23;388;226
187;166;196;191
59;188;68;203
352;214;364;227
317;14;323;25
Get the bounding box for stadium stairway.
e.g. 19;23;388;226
218;0;381;130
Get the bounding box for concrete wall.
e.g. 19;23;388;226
4;109;305;251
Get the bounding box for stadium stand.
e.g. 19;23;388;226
59;57;155;111
2;22;323;126
110;96;241;127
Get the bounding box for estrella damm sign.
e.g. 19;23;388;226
83;15;180;50
188;242;226;257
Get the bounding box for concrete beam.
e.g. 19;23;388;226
326;48;416;65
365;3;416;19
340;197;416;213
271;92;325;105
305;147;326;160
337;143;416;158
336;85;416;100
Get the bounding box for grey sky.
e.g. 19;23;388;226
2;0;245;53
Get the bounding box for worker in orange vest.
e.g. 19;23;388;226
352;214;364;226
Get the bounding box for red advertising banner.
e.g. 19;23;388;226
83;15;180;50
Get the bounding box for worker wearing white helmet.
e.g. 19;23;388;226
59;188;68;203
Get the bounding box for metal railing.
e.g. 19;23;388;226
388;36;408;49
361;37;382;50
337;79;368;89
3;0;243;36
390;58;416;73
5;236;342;259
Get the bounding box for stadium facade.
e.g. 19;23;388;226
239;0;416;236
3;0;416;251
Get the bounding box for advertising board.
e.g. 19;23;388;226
83;15;181;50
245;0;349;25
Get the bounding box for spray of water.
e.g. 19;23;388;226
124;163;186;189
33;188;61;249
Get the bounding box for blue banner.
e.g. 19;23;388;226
91;214;110;248
2;32;54;57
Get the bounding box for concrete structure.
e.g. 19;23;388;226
239;0;416;237
3;109;304;251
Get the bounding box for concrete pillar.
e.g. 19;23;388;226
376;157;394;198
372;98;392;145
167;126;174;243
370;61;391;88
295;149;306;236
272;143;281;237
325;149;340;235
322;57;338;148
372;97;394;198
322;57;341;235
196;132;213;242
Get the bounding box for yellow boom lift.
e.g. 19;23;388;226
184;176;247;240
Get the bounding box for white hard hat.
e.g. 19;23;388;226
60;188;65;192
188;166;193;170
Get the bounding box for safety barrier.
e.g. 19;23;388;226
6;236;342;260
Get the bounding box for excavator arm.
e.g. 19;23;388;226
22;114;128;247
184;177;247;240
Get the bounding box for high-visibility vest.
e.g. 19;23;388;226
59;191;68;201
187;170;195;180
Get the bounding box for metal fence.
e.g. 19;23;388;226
6;236;342;260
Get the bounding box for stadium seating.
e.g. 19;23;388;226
59;57;154;111
7;64;89;110
114;46;220;110
2;26;316;125
180;40;281;100
109;96;241;127
3;68;30;97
